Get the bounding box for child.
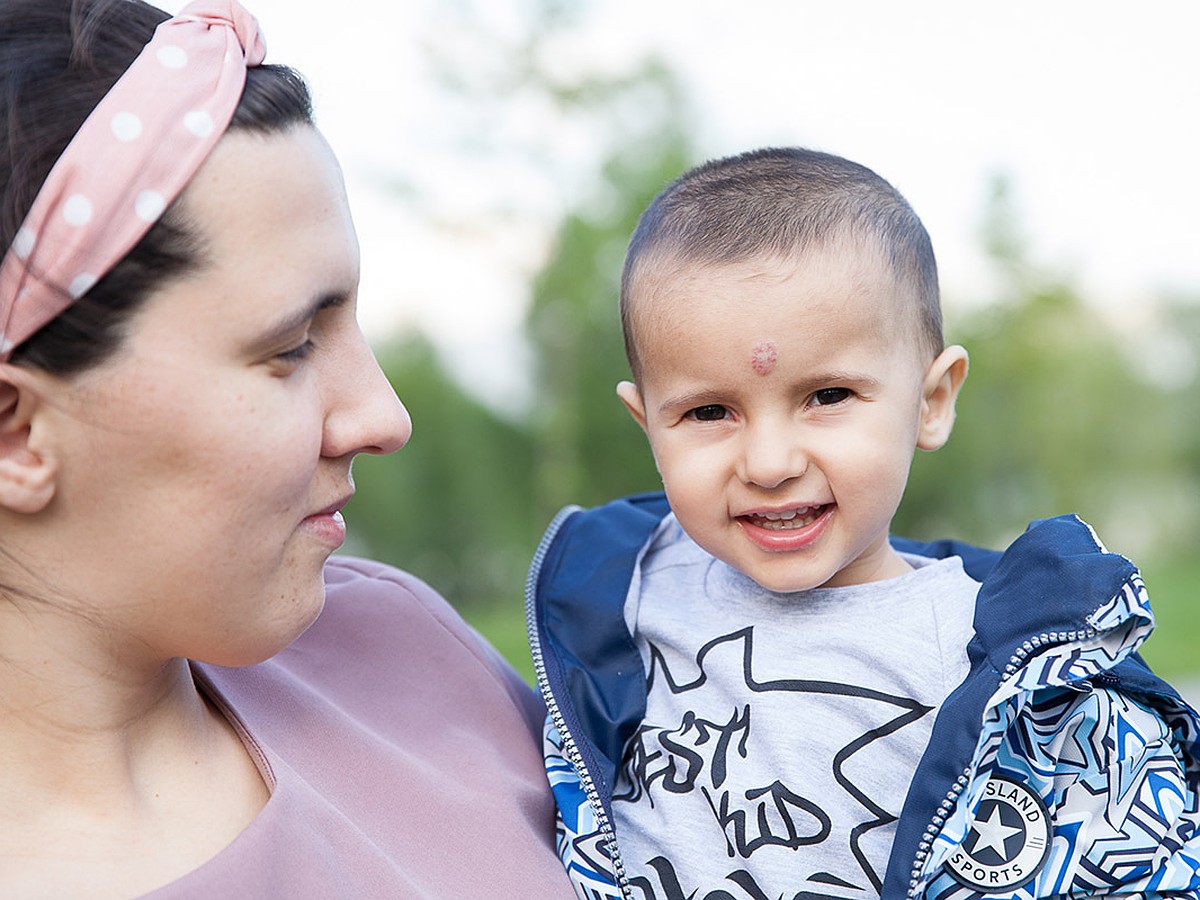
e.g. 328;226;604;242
526;147;1200;900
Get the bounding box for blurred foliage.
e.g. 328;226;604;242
343;333;538;607
897;175;1198;560
525;125;691;524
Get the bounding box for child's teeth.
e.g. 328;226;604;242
750;506;822;529
762;506;815;521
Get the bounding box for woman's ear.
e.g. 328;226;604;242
616;380;649;433
917;345;969;452
0;366;57;513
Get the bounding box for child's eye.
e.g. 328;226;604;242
687;404;729;422
811;387;851;406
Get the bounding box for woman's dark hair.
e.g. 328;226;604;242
0;0;314;374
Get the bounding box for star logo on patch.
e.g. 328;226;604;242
946;775;1051;892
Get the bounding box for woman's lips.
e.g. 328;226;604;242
301;507;348;548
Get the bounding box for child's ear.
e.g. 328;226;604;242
916;345;969;451
616;380;649;433
0;366;58;514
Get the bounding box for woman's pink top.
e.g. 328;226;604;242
145;556;572;898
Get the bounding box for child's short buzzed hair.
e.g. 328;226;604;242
619;147;943;378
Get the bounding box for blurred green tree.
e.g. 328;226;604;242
896;175;1190;560
524;70;691;523
343;332;537;607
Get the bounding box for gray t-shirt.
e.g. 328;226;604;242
613;515;979;900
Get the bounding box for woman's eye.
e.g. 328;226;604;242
277;338;315;363
687;404;729;422
812;387;851;406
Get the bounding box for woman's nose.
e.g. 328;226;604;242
322;329;412;459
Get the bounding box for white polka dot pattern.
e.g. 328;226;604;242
135;190;168;222
183;110;216;138
69;274;98;299
0;1;266;357
62;195;94;227
156;44;189;70
11;229;35;262
111;111;144;142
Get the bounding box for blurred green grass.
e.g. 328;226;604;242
1140;558;1200;681
464;558;1199;689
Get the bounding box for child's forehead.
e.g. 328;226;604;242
632;242;906;319
626;242;931;375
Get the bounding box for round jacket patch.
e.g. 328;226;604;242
946;775;1052;892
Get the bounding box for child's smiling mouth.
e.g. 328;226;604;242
741;504;830;531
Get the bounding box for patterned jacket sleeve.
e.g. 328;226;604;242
926;685;1200;898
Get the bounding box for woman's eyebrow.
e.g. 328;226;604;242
253;293;345;348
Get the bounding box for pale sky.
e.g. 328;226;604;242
166;0;1200;404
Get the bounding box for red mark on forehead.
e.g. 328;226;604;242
750;341;777;376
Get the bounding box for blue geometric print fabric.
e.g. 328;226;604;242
544;721;623;900
918;573;1200;898
922;685;1200;897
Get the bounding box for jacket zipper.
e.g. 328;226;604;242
526;506;632;899
905;625;1099;899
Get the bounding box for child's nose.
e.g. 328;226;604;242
737;429;806;489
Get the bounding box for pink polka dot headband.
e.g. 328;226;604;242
0;0;266;359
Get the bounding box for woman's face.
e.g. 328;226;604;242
29;126;411;667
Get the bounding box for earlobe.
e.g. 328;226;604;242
916;345;969;452
616;380;649;433
0;368;58;514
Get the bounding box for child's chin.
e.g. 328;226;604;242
744;567;834;595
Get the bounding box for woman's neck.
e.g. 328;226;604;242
1;650;204;790
0;604;269;897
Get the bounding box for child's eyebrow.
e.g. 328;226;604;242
657;371;883;415
794;371;885;398
804;370;883;389
656;389;725;415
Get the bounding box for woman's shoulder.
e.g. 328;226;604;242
319;554;466;630
316;555;508;667
200;554;543;741
179;557;567;899
291;554;543;731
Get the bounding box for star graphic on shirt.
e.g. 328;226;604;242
970;804;1023;861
